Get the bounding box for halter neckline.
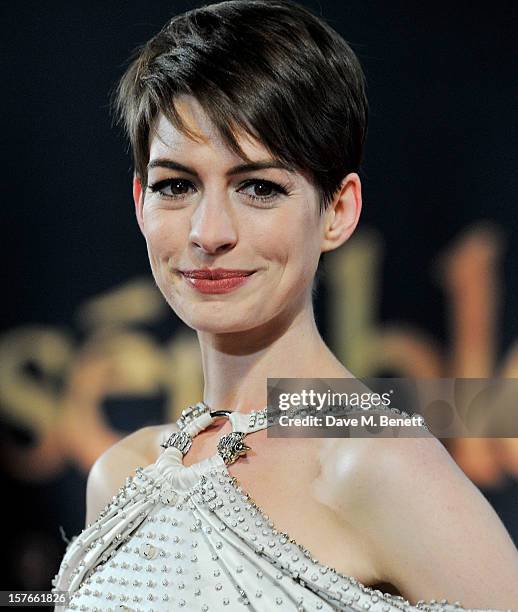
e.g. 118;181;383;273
160;401;269;466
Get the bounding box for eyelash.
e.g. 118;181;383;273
146;178;289;206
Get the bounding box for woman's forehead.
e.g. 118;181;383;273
147;96;316;194
149;97;266;162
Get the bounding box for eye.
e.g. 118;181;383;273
147;178;196;199
146;177;289;205
238;179;288;205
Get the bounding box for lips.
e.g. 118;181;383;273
179;268;256;294
181;268;255;280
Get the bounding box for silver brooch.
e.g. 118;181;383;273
217;432;251;465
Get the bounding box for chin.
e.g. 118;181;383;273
185;317;259;334
175;305;263;334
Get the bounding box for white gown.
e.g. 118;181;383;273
51;402;511;612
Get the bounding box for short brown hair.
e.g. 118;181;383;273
113;0;368;214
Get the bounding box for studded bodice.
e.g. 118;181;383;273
52;402;508;612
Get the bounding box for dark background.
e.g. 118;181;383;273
1;0;517;598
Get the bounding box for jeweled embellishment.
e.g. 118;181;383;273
139;543;158;560
160;430;192;455
249;409;267;429
176;401;210;430
217;431;251;464
159;486;178;506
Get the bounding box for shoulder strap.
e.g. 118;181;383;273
229;408;268;434
175;401;268;435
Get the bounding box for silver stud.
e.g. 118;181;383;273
139;543;158;560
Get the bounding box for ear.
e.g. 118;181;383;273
132;174;145;235
320;172;362;253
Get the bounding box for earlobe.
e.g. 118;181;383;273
132;175;145;235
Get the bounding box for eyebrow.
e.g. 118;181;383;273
147;158;295;176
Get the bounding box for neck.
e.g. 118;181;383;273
197;297;353;414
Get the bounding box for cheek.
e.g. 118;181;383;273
255;208;321;283
284;204;322;259
143;210;182;261
288;221;323;286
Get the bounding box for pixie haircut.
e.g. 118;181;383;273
114;0;368;214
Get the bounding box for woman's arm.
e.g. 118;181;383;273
345;436;518;609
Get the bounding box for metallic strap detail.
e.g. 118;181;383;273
210;409;233;419
165;403;269;465
248;408;267;431
160;430;192;455
175;401;210;430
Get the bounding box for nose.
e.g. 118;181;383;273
189;193;238;255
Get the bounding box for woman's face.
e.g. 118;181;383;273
133;95;332;334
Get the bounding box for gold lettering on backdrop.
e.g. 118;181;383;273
57;329;167;470
0;327;74;478
439;224;518;485
327;223;518;485
0;284;203;475
76;277;168;329
327;230;443;377
0;225;517;483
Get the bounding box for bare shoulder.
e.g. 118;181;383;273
317;435;518;607
340;434;478;509
317;433;491;526
85;424;169;527
313;434;449;515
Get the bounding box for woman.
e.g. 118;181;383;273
52;0;518;610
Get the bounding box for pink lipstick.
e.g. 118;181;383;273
180;268;256;294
